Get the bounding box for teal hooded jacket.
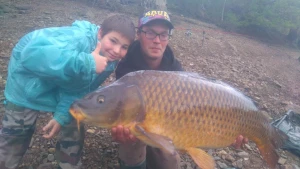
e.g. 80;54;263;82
4;20;118;126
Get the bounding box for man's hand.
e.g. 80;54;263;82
42;119;61;139
232;135;249;149
91;42;108;74
111;125;137;144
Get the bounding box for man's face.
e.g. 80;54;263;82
138;22;170;60
98;30;131;62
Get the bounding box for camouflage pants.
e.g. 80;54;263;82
118;142;181;169
0;102;84;169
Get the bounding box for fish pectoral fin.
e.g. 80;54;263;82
186;147;215;169
257;143;279;169
131;124;176;155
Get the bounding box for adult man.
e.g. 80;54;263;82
113;10;182;169
111;10;247;169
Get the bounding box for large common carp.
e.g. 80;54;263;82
70;70;287;169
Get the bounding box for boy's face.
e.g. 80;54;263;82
137;22;170;60
98;30;131;61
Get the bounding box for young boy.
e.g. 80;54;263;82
0;14;136;169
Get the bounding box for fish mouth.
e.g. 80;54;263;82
69;106;87;131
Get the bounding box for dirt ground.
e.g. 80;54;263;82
0;0;300;169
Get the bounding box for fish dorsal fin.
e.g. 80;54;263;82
130;124;176;155
186;147;215;169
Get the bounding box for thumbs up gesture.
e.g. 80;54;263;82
91;42;108;74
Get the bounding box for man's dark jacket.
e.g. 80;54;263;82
115;41;183;80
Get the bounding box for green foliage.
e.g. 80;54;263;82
167;0;300;39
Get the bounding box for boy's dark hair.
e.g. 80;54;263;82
101;15;136;42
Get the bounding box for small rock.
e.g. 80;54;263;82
47;154;55;162
224;154;235;162
0;107;5;113
243;158;251;166
261;111;273;122
0;52;7;57
207;149;213;155
0;96;5;101
180;162;187;168
273;81;282;88
29;138;34;148
231;67;237;72
112;142;119;146
278;157;287;165
186;162;193;169
244;144;252;151
37;163;53;169
43;11;52;15
280;152;288;159
232;159;243;168
87;129;96;134
48;148;55;154
280;164;299;169
15;5;32;10
214;156;221;160
217;150;228;156
216;161;228;168
237;151;249;158
254;96;261;101
281;101;291;106
263;103;268;110
221;154;226;160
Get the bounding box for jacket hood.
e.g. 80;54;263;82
123;40;181;71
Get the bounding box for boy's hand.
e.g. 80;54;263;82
91;42;108;74
42;119;61;139
111;125;137;144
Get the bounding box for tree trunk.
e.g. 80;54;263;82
141;0;167;12
221;0;227;22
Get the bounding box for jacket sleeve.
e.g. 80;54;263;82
53;90;85;126
20;35;96;91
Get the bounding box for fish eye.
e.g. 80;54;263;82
97;95;105;104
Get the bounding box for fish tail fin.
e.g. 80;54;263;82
270;127;288;149
256;126;288;169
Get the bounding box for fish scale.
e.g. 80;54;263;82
70;70;288;169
